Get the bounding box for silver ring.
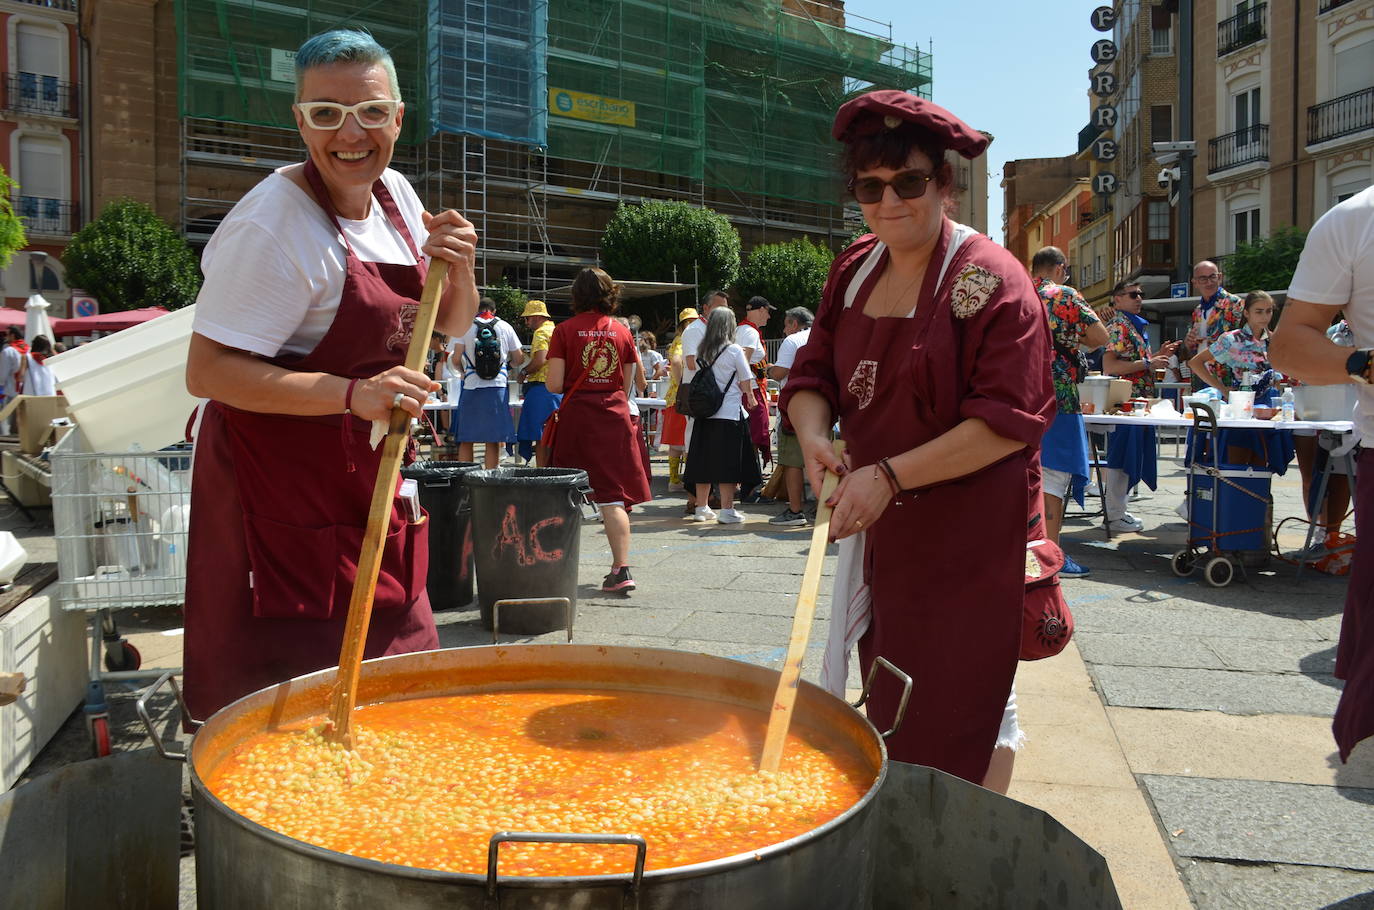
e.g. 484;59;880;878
392;392;405;409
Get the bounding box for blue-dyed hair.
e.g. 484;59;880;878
294;29;400;102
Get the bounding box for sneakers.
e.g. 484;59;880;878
601;566;635;593
1060;555;1091;578
1108;514;1145;534
1084;481;1101;497
769;509;809;527
693;506;717;522
717;508;745;524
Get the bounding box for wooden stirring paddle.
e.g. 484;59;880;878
325;261;449;749
759;440;846;772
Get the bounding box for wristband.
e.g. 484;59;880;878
344;377;359;414
877;457;902;497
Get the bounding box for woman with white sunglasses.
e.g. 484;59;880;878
181;29;479;722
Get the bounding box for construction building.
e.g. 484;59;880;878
0;0;81;312
81;0;936;302
1189;0;1374;268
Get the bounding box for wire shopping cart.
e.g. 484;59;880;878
50;427;190;755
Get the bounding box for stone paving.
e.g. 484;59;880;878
7;447;1374;908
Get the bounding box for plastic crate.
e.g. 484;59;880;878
1188;466;1271;553
51;428;191;611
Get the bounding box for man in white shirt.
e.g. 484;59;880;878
0;336;19;435
450;297;525;468
767;306;814;525
1269;184;1374;765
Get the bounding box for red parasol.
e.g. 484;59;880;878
51;306;172;336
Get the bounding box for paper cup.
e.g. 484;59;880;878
1228;390;1255;419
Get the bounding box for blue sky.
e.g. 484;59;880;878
840;1;1104;241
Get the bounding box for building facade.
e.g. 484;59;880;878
1191;0;1374;268
1001;155;1090;267
0;0;81;313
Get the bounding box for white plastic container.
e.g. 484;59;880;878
47;306;198;453
1292;384;1358;421
1228;390;1255;419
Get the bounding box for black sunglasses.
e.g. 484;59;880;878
1118;290;1144;299
848;170;935;204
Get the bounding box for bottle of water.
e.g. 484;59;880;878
1281;386;1296;422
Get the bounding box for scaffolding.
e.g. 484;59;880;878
174;0;931;294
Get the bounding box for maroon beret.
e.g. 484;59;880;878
832;90;989;160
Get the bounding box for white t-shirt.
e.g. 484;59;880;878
193;168;429;359
697;342;751;420
451;316;523;390
0;346;20;396
23;354;54;397
679;318;708;382
1288;185;1374;440
773;327;811;389
640;348;665;378
735;323;763;388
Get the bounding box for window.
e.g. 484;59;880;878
16;22;61;78
1151;5;1173;54
1232;206;1261;249
17;135;63;200
1233;86;1261;143
1148;200;1170;240
1332;175;1370;207
1151;104;1173;143
1333;33;1374;98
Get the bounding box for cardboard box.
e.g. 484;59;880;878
0;395;70;455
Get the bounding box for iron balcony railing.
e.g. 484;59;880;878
3;72;78;119
1208;124;1269;174
10;0;78;9
1217;3;1266;57
1319;0;1356;12
1308;87;1374;145
13;195;78;236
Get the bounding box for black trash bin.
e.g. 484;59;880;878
465;467;590;634
400;461;481;611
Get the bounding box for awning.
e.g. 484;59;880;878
51;307;173;336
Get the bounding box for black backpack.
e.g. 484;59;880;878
687;351;727;418
470;317;503;380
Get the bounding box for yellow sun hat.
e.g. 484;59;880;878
520;300;550;318
676;307;700;324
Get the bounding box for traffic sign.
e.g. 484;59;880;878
1170;283;1188;298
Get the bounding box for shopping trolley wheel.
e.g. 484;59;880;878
1170;550;1196;578
89;716;112;758
1203;556;1234;588
104;640;142;673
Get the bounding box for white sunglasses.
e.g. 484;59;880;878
294;99;400;130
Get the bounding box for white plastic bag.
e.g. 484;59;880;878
0;531;29;585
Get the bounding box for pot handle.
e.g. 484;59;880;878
135;670;202;762
491;598;574;644
850;657;912;739
485;831;646;909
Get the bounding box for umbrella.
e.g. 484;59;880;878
0;308;26;328
24;294;52;344
51;307;172;337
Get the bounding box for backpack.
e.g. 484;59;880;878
470;317;504;380
687;351;727;418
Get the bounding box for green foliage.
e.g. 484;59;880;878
62;199;200;311
841;221;871;251
732;238;834;333
482;277;528;332
600;199;741;295
1223;226;1308;296
0;168;26;271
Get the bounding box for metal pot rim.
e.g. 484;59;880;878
188;643;890;884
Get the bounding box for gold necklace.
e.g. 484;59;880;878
880;266;923;316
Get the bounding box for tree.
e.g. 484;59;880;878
482;277;528;331
0;168;25;271
732;238;834;334
62;199;201;311
600;200;741;330
1223;225;1308;296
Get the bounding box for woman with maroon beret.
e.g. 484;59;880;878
781;91;1055;789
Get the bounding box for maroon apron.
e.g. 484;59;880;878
836;225;1030;784
182;160;439;722
1335;448;1374;761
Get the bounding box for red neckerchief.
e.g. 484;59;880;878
9;340;28;355
31;352;46;365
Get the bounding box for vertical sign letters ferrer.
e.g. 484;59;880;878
1090;39;1118;65
1093;173;1119;196
1091;6;1117;31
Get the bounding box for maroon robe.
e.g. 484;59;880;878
782;222;1054;783
182;160;439;722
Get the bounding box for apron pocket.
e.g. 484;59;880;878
243;514;339;621
333;508;428;616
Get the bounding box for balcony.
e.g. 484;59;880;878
1217;3;1266;57
9;0;78;9
13;195;77;237
1208;125;1269;174
2;72;78;120
1308;87;1374;146
1319;0;1356;12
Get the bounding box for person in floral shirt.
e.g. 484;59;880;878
1030;247;1108;577
1189;291;1275;392
1184;259;1245;383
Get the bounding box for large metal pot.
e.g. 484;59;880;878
141;645;909;909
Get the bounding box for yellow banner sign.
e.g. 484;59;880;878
548;88;636;127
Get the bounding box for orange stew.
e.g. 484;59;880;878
205;689;872;876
